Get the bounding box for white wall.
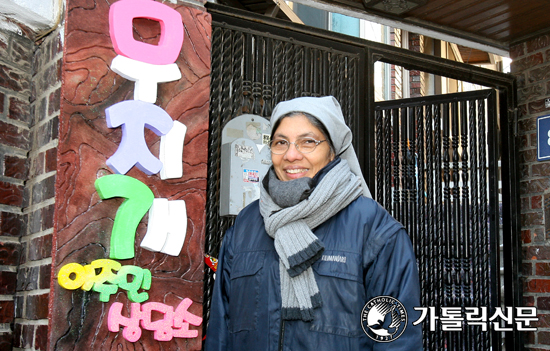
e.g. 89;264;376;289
0;0;61;36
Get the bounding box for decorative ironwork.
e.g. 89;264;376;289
375;109;384;202
384;109;392;212
242;33;253;113
232;32;244;116
374;90;498;350
274;40;284;104
433;102;444;351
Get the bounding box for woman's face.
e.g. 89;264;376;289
271;114;333;181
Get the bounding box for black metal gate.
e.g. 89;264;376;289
374;90;500;350
205;4;520;350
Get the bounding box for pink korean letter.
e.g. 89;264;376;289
109;0;184;65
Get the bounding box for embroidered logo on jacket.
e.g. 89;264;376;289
321;255;347;263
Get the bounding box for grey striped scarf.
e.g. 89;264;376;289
259;159;362;321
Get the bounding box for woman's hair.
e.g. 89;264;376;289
271;111;335;156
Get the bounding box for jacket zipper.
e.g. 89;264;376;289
278;320;285;351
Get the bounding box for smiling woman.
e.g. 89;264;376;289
270;114;334;181
205;96;423;351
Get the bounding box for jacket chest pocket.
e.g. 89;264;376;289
228;251;265;333
310;251;364;337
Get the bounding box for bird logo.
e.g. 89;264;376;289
361;296;407;342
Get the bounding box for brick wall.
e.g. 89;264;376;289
510;32;550;350
389;30;426;99
0;26;61;351
409;33;424;98
0;29;33;351
390;28;403;100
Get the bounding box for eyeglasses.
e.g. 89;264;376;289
269;137;327;155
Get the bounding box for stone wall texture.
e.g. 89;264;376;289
511;32;550;350
0;24;61;351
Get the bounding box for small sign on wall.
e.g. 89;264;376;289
538;114;550;161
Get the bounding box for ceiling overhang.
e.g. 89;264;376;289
291;0;511;57
362;0;427;15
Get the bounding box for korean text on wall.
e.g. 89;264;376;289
55;0;203;343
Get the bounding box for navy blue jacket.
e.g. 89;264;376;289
205;197;423;351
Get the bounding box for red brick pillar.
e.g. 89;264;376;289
49;1;210;350
0;30;33;350
409;33;424;98
510;33;550;348
390;29;402;100
18;28;63;351
1;26;61;350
